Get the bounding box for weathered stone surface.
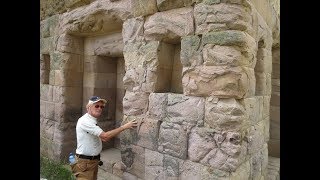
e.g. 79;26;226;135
40;118;55;140
163;154;182;178
167;93;205;128
202;30;257;50
267;156;280;180
122;17;145;44
131;0;158;17
255;72;272;96
245;120;266;155
145;149;165;180
194;3;253;35
156;0;195;12
123;67;154;92
147;93;168;120
123;41;176;93
188;127;247;172
262;95;270;119
256;11;273;50
56;34;83;54
136;118;160;150
83;55;117;74
144;7;194;43
59;0;133;35
249;144;268;180
84;33;124;57
205;97;247;131
127;145;145;179
123;91;149;116
243;96;263;125
229;160;250;180
179;159;230;179
182;66;255;99
51;51;83;71
52;70;83;87
54;102;82;122
180;35;202;67
124;41;160;70
158;122;188;159
40;84;54;101
40;14;60;38
203;44;256;68
256;48;272;73
40;37;55;54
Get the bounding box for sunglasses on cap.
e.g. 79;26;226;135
94;105;105;109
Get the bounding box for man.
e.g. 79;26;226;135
71;96;137;180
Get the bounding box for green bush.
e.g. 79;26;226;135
40;155;75;180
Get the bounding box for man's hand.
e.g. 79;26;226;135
99;119;138;142
122;119;138;130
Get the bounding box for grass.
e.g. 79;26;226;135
40;155;75;180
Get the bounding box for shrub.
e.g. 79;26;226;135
40;155;75;180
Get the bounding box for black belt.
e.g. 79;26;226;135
76;154;100;160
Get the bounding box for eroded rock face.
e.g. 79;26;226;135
188;127;247;172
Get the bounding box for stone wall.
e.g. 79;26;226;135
40;0;280;178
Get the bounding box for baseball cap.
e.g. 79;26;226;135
88;96;107;105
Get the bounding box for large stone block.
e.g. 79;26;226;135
40;118;55;141
148;93;168;120
136;118;161;150
194;2;253;36
123;40;159;69
255;48;272;73
122;17;145;44
124;41;176;92
83;72;117;88
156;0;195;12
245;120;266;155
84;33;124;57
255;72;272;96
188;127;247;172
123;91;149;116
40;37;55;54
167;93;205;128
127;145;145;179
205;97;247;131
243;96;263;125
54;102;82;123
83;55;117;73
180;35;202;67
203;44;256;68
56;34;83;54
145;149;165;179
40;84;53;101
249;144;268;180
131;0;158;17
202;30;257;51
51;51;83;71
163;154;182;178
53;70;83;87
158;122;188;159
182;66;255;99
144;7;194;43
40;14;59;38
59;0;132;35
179;160;231;179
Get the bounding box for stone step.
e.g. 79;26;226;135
267;156;280;180
98;148;124;180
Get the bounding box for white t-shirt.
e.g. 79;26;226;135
75;113;104;156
